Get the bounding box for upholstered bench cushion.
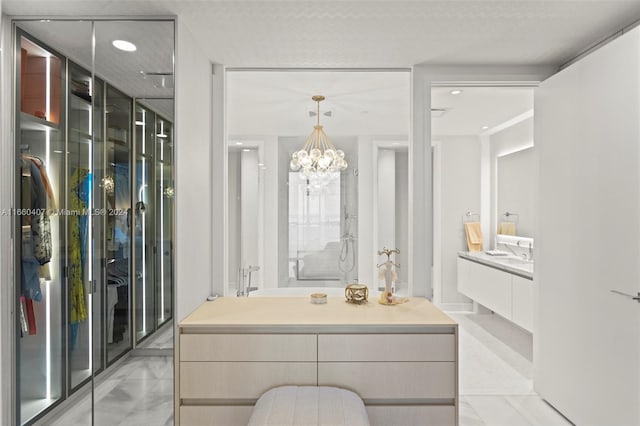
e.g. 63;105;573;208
248;385;370;426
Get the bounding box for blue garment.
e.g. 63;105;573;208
77;172;92;281
21;257;42;301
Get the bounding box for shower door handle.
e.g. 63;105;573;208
610;290;640;303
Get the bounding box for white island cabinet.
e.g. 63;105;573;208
177;297;458;426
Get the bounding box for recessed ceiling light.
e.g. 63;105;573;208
53;150;63;154
235;142;243;145
242;149;251;152
481;126;489;130
112;40;137;52
449;89;462;95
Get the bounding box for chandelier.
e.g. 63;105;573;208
289;95;347;175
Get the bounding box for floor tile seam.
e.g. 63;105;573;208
464;395;536;426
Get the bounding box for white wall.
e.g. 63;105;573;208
497;147;534;237
0;10;13;426
377;149;396;253
174;21;214;320
434;136;480;307
240;149;259;275
227;151;240;291
535;26;640;426
395;151;409;285
357;136;375;287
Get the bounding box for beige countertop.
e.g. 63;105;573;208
180;297;456;333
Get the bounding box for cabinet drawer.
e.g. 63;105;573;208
458;258;512;317
180;362;317;399
318;362;455;399
318;334;455;361
180;405;253;426
367;405;456;426
180;334;316;361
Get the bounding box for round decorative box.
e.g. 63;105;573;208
345;284;369;304
310;293;327;304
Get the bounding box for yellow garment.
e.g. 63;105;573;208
497;222;516;235
69;168;88;324
464;222;483;252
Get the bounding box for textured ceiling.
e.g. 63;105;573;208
5;0;640;68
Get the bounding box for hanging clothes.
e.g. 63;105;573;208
20;157;47;301
69;167;89;325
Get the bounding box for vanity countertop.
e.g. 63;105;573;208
458;251;533;280
180;296;456;333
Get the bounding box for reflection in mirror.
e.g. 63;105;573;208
13;19;174;425
227;71;410;296
497;147;534;238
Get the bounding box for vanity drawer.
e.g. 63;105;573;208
180;405;253;426
180;361;317;399
318;362;455;399
367;405;456;426
180;334;317;361
318;334;455;361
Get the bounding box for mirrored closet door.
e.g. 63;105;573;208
13;19;175;426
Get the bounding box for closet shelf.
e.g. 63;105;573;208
20;112;59;131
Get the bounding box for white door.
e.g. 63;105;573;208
535;25;640;426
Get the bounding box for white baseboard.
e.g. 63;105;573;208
436;302;473;312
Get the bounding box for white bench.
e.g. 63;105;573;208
248;386;370;426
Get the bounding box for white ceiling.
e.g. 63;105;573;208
431;87;533;136
5;0;640;68
16;20;174;118
227;71;411;136
227;71;532;137
4;0;638;131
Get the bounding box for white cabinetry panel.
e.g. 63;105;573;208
318;334;455;361
458;258;512;318
318;362;456;399
180;362;317;399
180;334;316;361
512;275;533;332
180;406;253;426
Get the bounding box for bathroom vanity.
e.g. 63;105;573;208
457;252;534;332
176;297;458;426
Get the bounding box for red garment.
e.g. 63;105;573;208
25;298;37;335
25;156;56;209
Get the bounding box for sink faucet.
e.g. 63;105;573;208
237;265;260;297
515;240;533;261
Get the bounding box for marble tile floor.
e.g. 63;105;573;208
47;355;174;426
450;312;574;426
43;313;573;426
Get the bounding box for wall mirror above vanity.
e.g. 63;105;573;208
497;146;534;239
225;71;411;297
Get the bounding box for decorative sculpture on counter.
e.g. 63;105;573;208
377;247;406;305
345;280;369;304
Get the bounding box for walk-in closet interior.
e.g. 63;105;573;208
13;19;175;425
